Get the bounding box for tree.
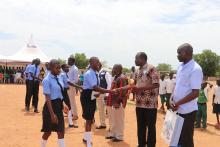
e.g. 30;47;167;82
57;58;66;64
194;50;220;77
122;67;130;73
70;53;89;69
156;63;172;72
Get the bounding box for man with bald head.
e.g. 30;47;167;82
170;43;203;147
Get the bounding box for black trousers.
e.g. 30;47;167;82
63;88;71;109
25;80;29;107
33;81;40;109
25;80;34;108
136;107;157;147
178;111;197;147
166;93;172;109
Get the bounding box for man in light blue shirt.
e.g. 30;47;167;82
24;59;35;111
170;43;203;147
27;58;41;113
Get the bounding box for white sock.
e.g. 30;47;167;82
68;110;73;125
86;132;92;147
58;139;65;147
41;139;47;147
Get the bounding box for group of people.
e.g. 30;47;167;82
0;66;25;84
23;43;220;147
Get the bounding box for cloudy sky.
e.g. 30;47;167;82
0;0;220;69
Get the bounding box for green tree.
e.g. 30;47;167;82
57;58;66;64
70;53;89;69
156;63;172;71
122;67;130;73
194;50;220;77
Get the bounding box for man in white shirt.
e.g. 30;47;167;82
166;72;175;109
96;63;112;129
159;74;167;111
67;56;79;128
170;43;203;147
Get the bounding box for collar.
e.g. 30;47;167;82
49;73;57;79
140;63;148;70
180;59;194;69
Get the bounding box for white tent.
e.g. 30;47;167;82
0;36;50;68
8;35;50;62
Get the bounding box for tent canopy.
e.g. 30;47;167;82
0;36;50;63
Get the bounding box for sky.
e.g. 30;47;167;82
0;0;220;69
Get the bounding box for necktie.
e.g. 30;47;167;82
96;73;99;85
55;76;65;97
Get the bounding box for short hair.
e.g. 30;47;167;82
178;43;193;54
89;57;99;64
49;59;60;68
68;57;75;63
113;64;123;72
137;52;148;61
61;64;68;69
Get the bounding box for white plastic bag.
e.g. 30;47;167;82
161;110;184;146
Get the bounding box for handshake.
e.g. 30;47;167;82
109;83;136;95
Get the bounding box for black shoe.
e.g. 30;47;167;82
96;125;106;129
83;139;93;145
73;124;78;128
105;136;115;139
34;109;40;113
25;107;30;112
112;138;123;142
69;124;74;128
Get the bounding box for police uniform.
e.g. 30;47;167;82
41;73;65;132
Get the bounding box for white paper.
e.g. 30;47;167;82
161;110;184;146
91;91;99;100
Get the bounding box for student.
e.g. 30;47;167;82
159;74;167;111
213;79;220;127
106;64;128;142
60;64;82;127
29;58;41;113
41;59;66;147
24;59;35;111
81;57;112;147
195;82;208;129
165;72;175;109
96;63;112;129
60;64;74;127
67;56;79;128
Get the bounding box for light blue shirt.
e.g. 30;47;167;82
24;64;32;80
29;65;40;80
42;73;64;100
83;68;98;90
173;59;203;114
60;71;70;88
67;65;79;84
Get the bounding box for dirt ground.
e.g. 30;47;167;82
0;84;220;147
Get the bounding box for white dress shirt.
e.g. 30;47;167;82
99;69;112;96
67;65;79;84
166;78;176;94
214;86;220;104
173;60;203;114
159;79;167;95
